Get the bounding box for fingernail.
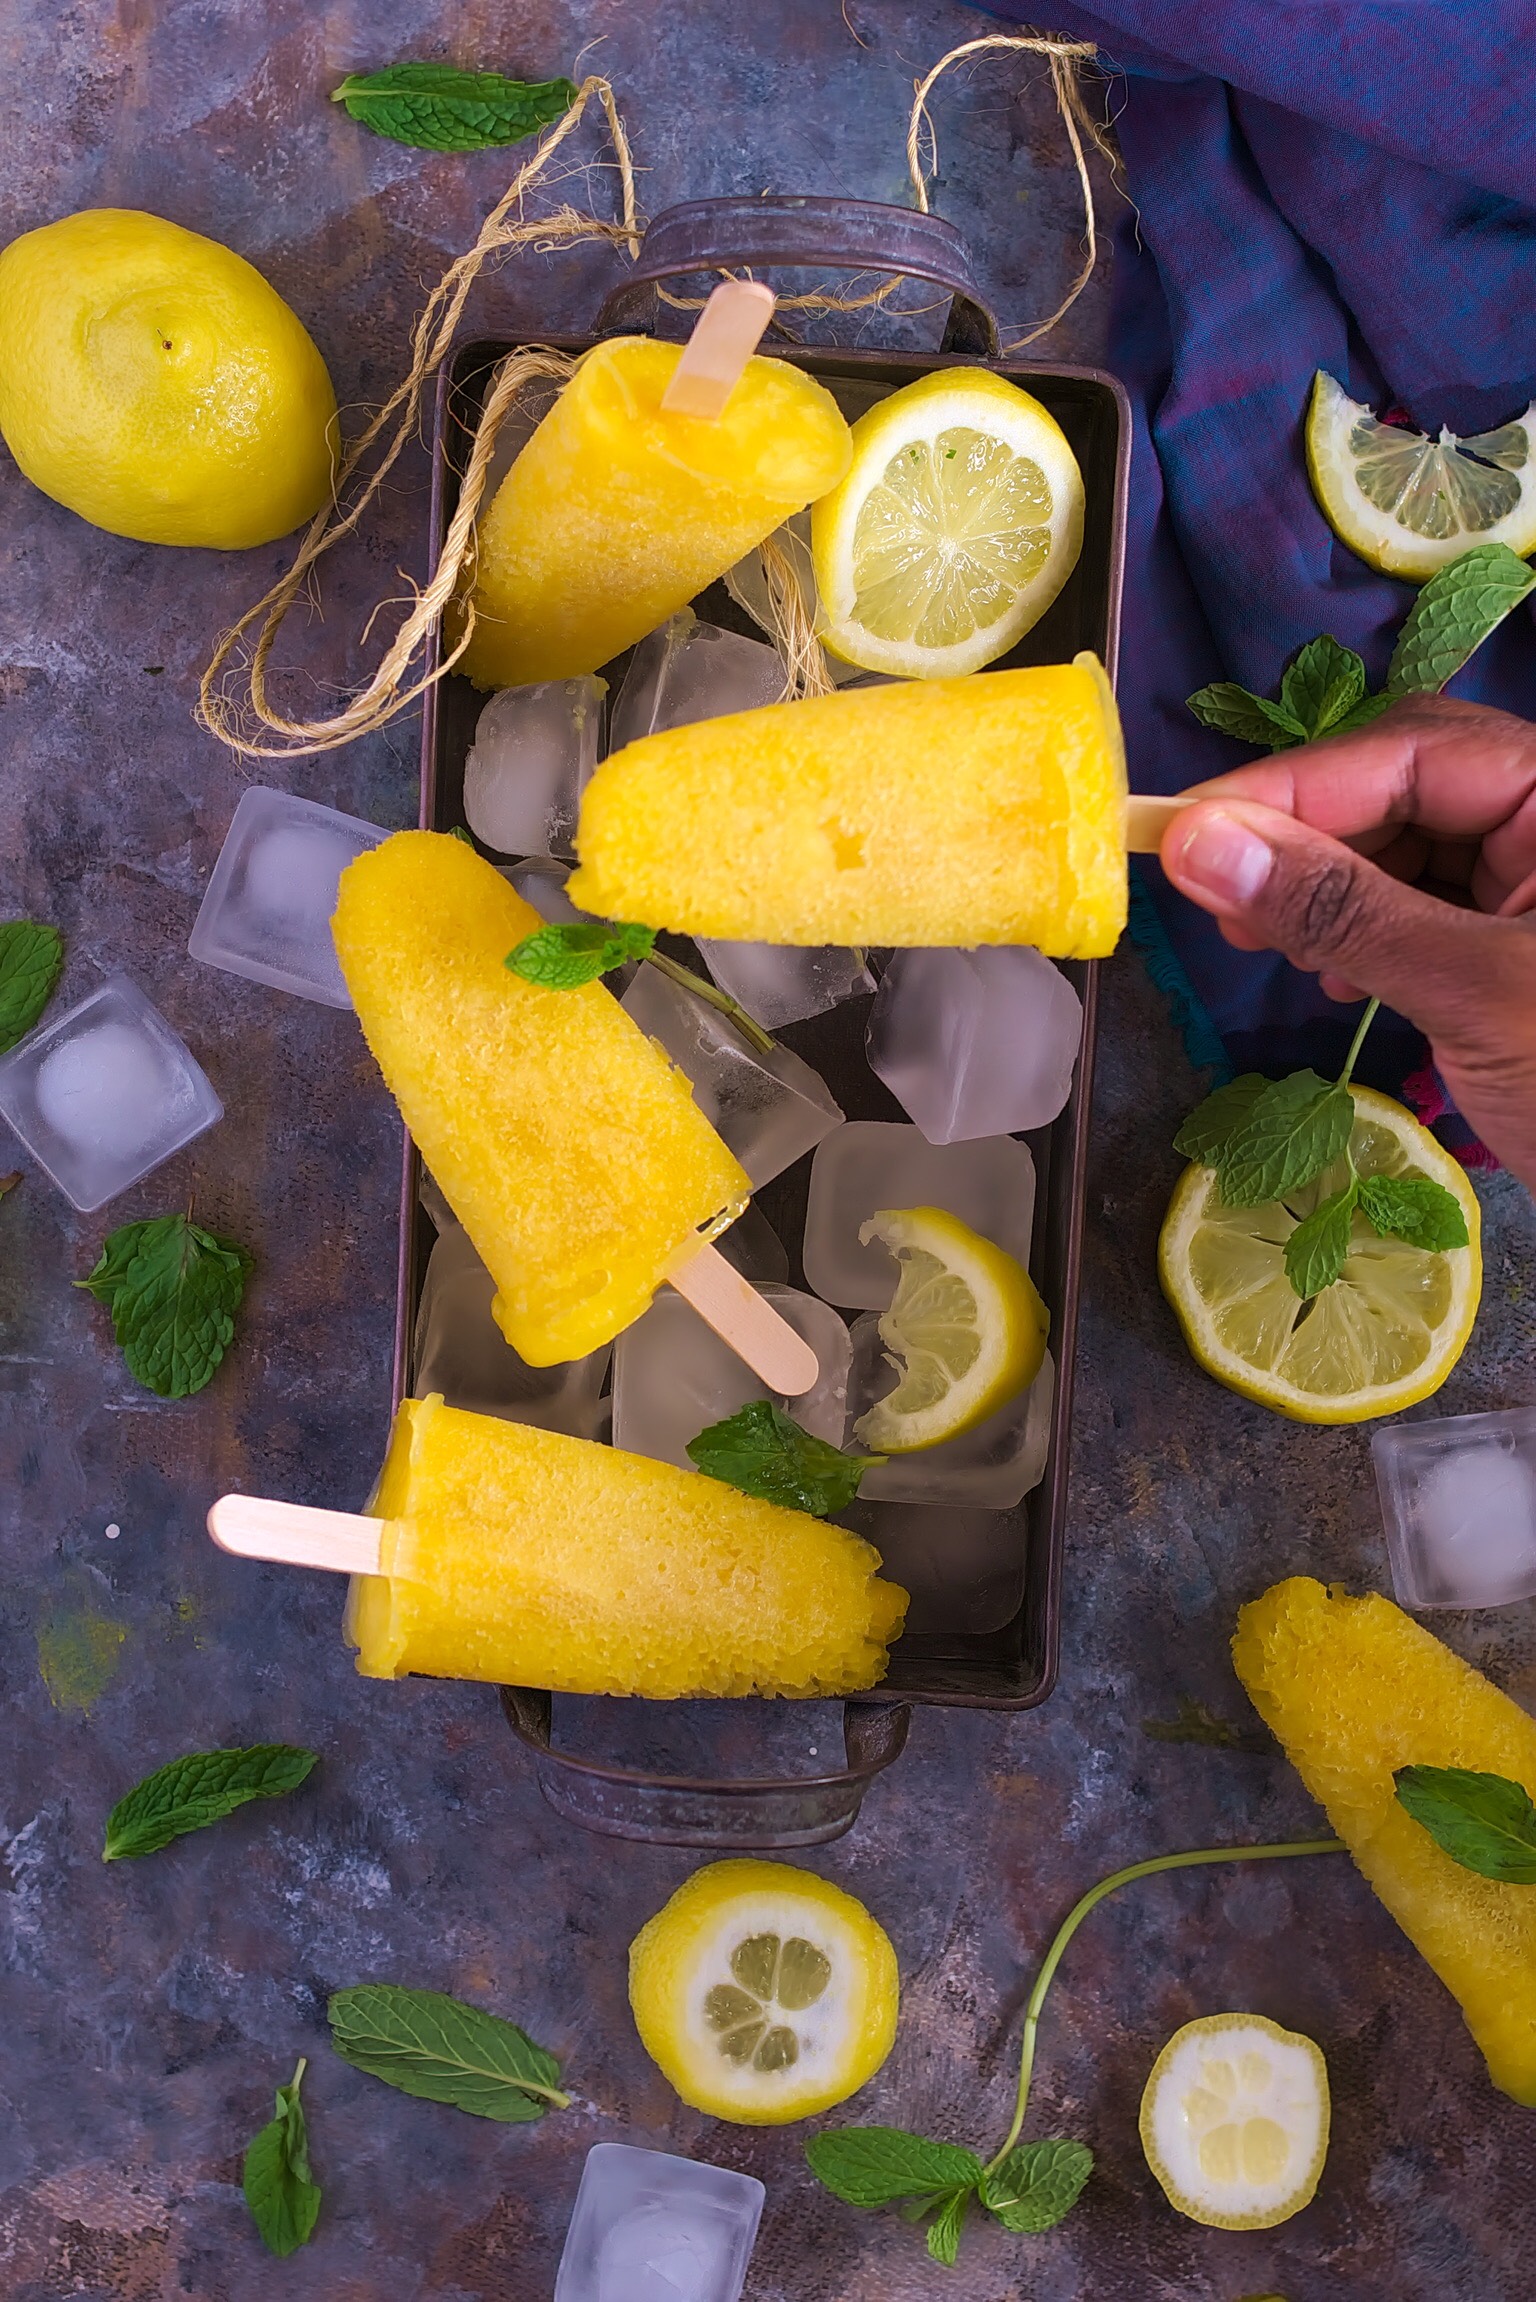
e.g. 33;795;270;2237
1175;810;1275;904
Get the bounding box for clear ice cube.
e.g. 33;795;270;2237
694;937;875;1031
844;1498;1028;1634
0;973;222;1213
554;2143;763;2302
802;1122;1035;1310
866;946;1083;1143
413;1220;609;1434
462;675;607;857
847;1324;1055;1507
621;963;843;1188
188;785;387;1008
501;857;590;926
712;1201;790;1285
609;608;786;750
613;1284;850;1470
1372;1408;1536;1608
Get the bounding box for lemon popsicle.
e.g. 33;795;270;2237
569;655;1129;956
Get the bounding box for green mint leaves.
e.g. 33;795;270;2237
687;1399;883;1517
979;2138;1095;2232
806;2129;1090;2265
507;919;656;988
1283;1181;1359;1299
1141;1696;1276;1754
243;2058;321;2257
104;1745;318;1861
327;1985;570;2122
1356;1172;1472;1253
1188;634;1388;750
79;1213;252;1398
331;64;577;152
0;919;64;1052
1394;1766;1536;1883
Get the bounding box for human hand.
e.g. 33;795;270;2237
1157;695;1536;1192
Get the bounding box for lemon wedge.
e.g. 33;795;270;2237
809;369;1085;677
852;1206;1048;1453
1140;2013;1329;2230
628;1859;898;2125
1306;370;1536;580
1158;1086;1481;1424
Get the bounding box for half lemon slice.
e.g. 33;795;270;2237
809;368;1085;677
1306;369;1536;579
1140;2013;1329;2230
852;1205;1048;1453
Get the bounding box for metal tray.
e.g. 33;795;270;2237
398;196;1129;1845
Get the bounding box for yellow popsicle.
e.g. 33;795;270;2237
347;1396;909;1698
332;831;748;1365
1233;1577;1536;2105
568;654;1127;955
456;337;852;688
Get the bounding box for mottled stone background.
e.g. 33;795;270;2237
2;2;1533;2296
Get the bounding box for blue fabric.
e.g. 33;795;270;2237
978;1;1536;1096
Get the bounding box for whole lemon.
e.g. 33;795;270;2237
0;208;338;548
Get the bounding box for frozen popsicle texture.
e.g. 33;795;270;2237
348;1396;907;1698
570;657;1127;954
1233;1577;1536;2105
457;340;852;689
333;832;749;1365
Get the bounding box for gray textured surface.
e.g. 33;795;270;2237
2;2;1533;2296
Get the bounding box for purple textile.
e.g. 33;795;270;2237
980;1;1536;1096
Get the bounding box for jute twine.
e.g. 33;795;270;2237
198;37;1110;758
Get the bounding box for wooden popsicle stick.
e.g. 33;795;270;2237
1125;793;1198;853
660;280;777;420
669;1240;822;1397
208;1493;384;1574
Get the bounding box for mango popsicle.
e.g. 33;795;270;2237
568;654;1128;956
332;831;749;1366
456;335;852;689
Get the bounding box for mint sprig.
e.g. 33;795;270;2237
104;1745;317;1860
331;64;576;152
79;1212;252;1398
507;919;656;988
687;1399;883;1517
0;919;64;1051
243;2058;321;2258
1394;1766;1536;1883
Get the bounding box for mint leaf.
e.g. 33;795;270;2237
85;1213;252;1398
1280;635;1366;739
1216;1074;1354;1207
1141;1696;1276;1754
1358;1173;1470;1253
980;2138;1093;2233
508;919;655;988
1394;1766;1536;1882
78;1219;162;1309
1326;689;1394;737
328;1985;569;2121
1386;543;1536;697
1173;1073;1269;1166
331;64;576;152
0;920;64;1052
243;2058;321;2258
1284;1180;1357;1299
926;2186;970;2266
1185;683;1308;750
805;2129;983;2208
688;1399;882;1517
104;1745;317;1860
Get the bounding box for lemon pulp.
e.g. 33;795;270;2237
853;1205;1048;1452
1140;2013;1329;2230
1306;369;1536;579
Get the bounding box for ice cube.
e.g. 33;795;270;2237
462;675;607;857
609;608;786;751
802;1122;1035;1310
843;1498;1028;1633
867;946;1083;1143
613;1284;850;1470
1372;1408;1536;1608
413;1220;610;1434
501;857;590;926
621;963;843;1188
846;1323;1054;1507
694;937;875;1031
554;2143;764;2302
712;1201;790;1285
189;785;387;1007
0;974;222;1213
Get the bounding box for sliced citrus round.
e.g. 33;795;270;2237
1140;2012;1329;2230
809;368;1085;677
1306;369;1536;580
852;1205;1048;1453
1158;1086;1481;1424
628;1859;898;2125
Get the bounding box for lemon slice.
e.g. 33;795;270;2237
628;1859;898;2125
1158;1086;1481;1424
809;369;1085;677
852;1206;1048;1453
1306;370;1536;580
1140;2013;1329;2230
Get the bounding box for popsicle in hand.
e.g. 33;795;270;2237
568;654;1130;956
210;1395;908;1700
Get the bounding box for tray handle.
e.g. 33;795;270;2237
596;194;999;355
499;1687;911;1848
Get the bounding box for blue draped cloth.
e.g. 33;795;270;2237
978;3;1536;1120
